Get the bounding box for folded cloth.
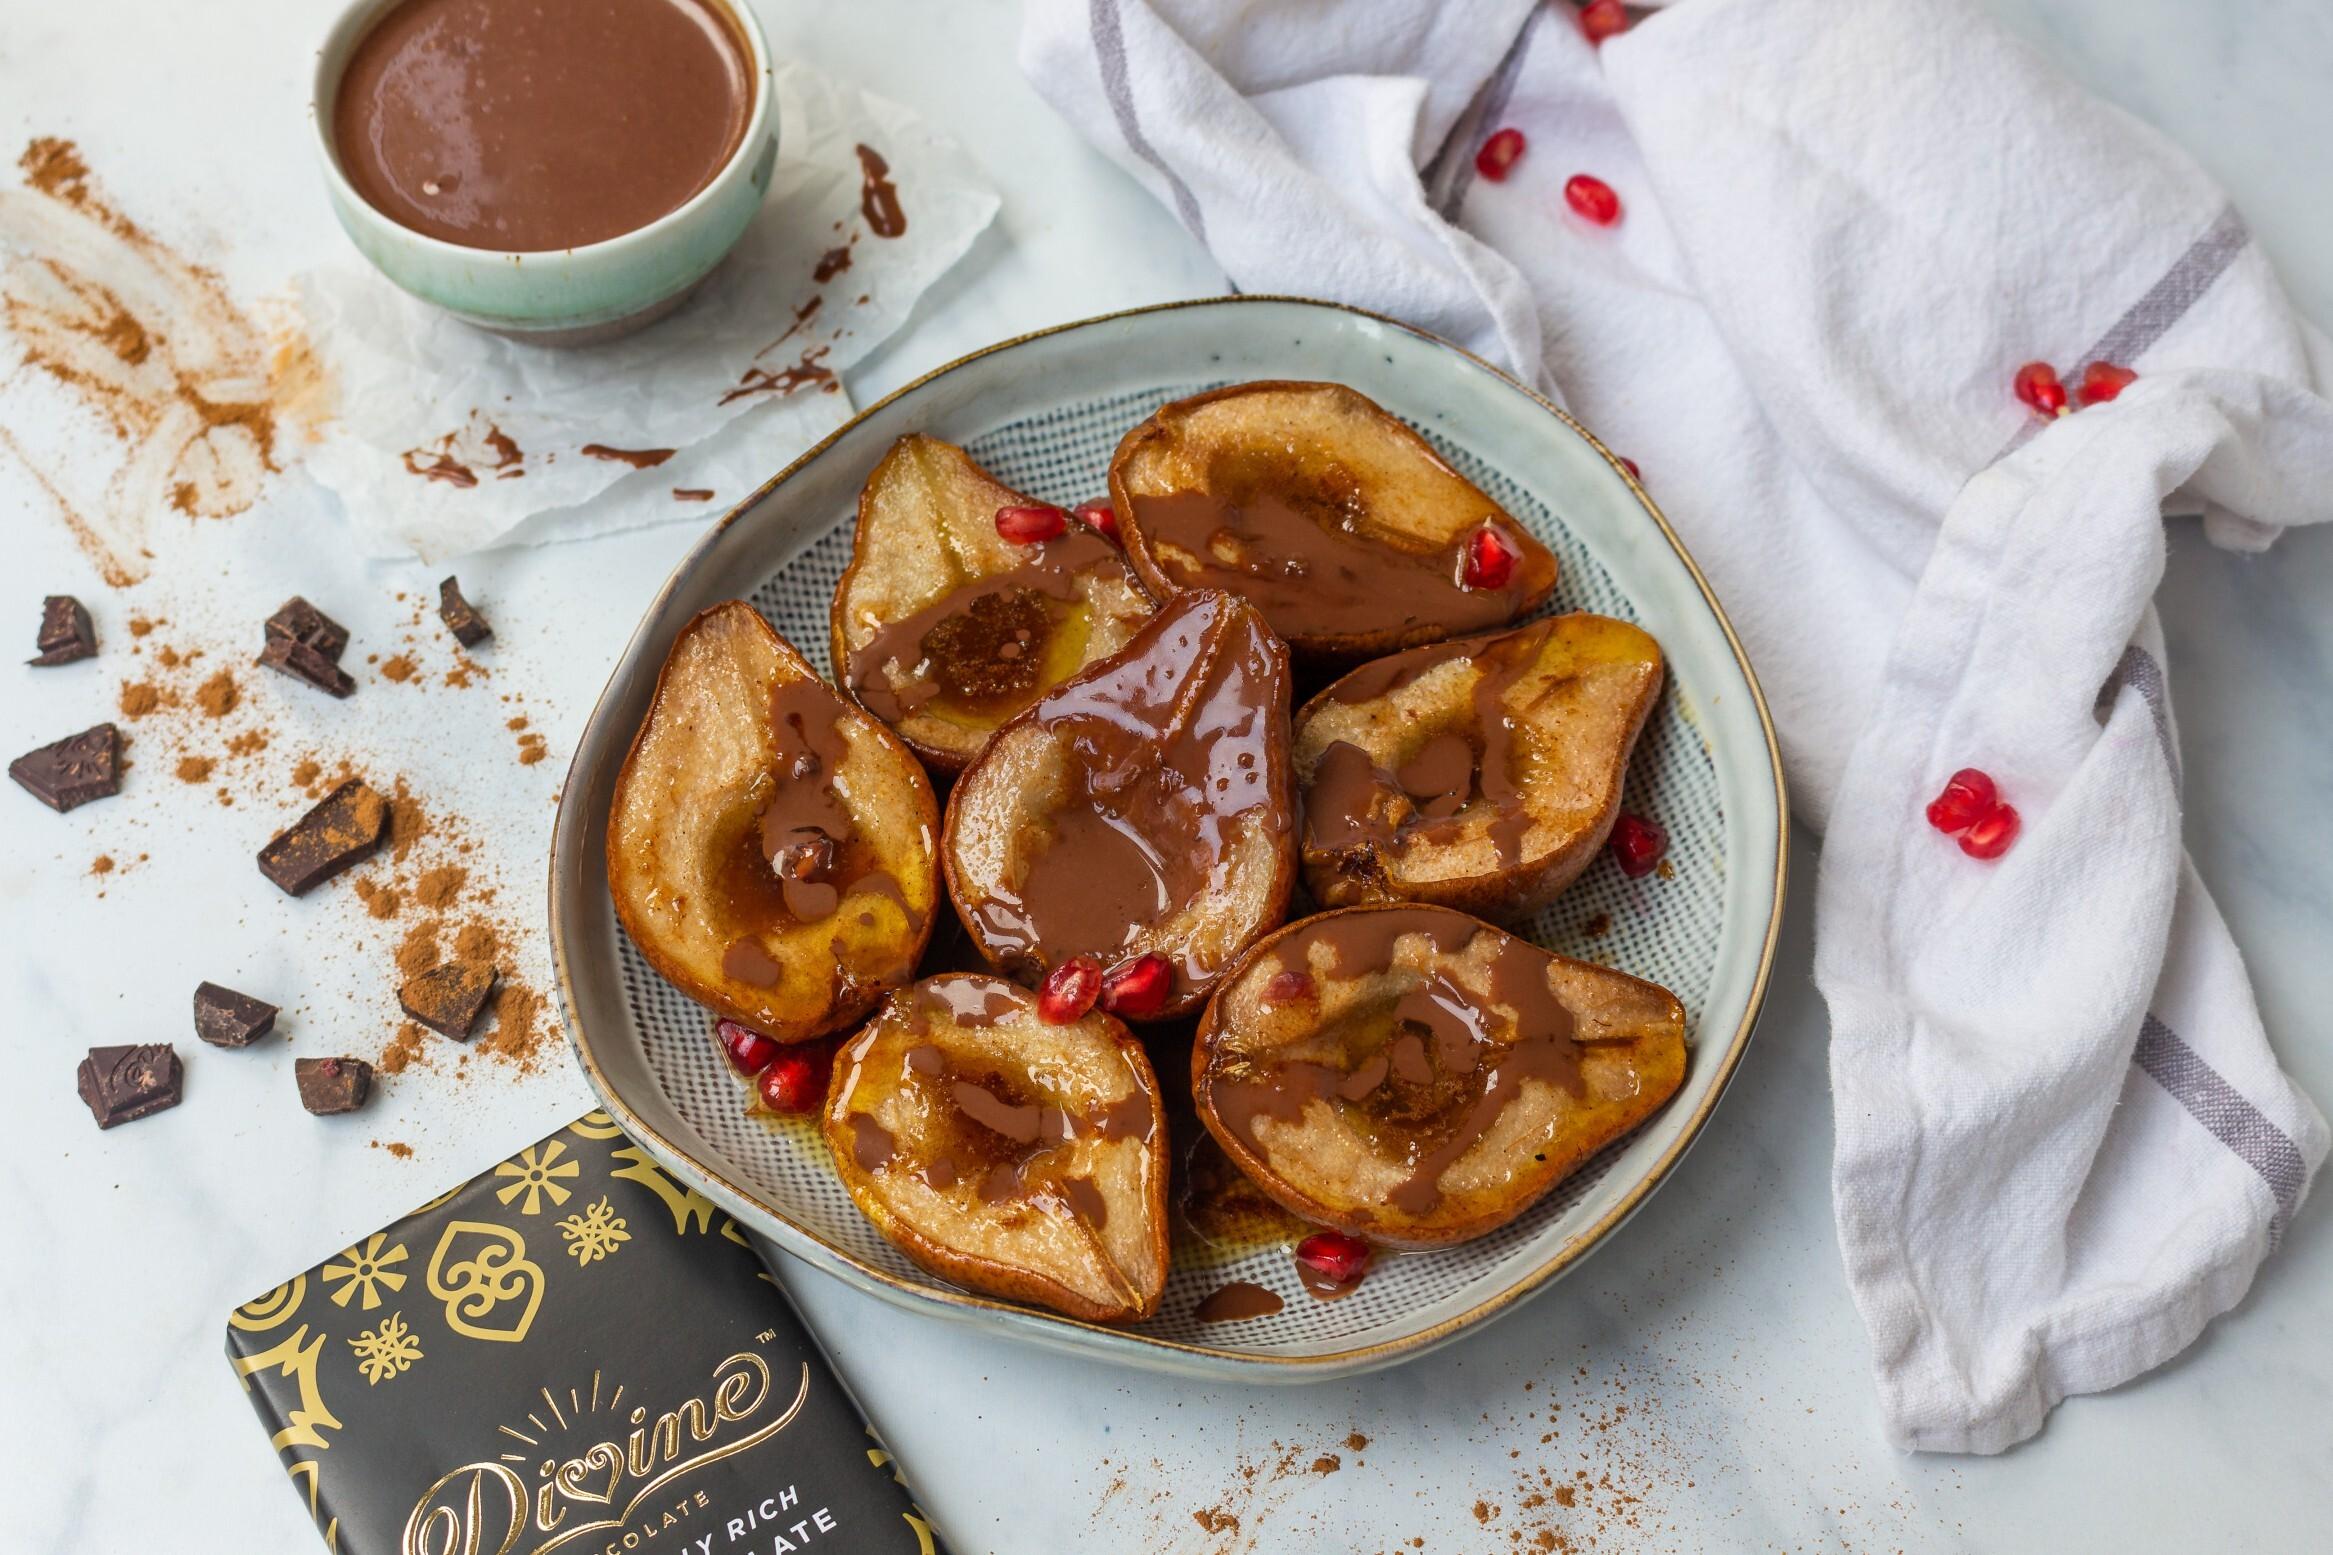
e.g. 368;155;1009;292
1022;0;2332;1451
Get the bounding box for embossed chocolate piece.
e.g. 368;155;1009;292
832;434;1152;771
437;575;492;647
608;601;939;1039
1296;614;1663;918
257;777;390;895
943;588;1297;1021
260;594;356;697
295;1056;374;1115
825;975;1170;1321
194;982;278;1048
1193;905;1686;1247
30;594;96;665
398;961;498;1041
10;722;121;812
264;595;350;660
1110;381;1556;659
77;1043;182;1129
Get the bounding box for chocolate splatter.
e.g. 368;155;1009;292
855;144;906;238
719;343;835;406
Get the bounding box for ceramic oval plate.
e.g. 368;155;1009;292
550;296;1787;1380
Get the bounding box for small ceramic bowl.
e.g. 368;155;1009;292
310;0;779;344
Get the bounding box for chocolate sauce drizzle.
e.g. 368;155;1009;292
963;591;1290;1002
838;977;1154;1231
1127;449;1533;645
1303;619;1555;870
1206;909;1581;1220
844;528;1128;728
716;678;918;987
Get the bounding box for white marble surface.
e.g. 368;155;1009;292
2;2;2329;1549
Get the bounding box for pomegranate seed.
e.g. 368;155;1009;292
1618;455;1641;481
1099;953;1173;1017
1038;957;1102;1024
717;1018;780;1077
1262;969;1317;1005
1072;499;1120;541
758;1051;825;1113
1609;812;1666;877
1475;127;1526;183
2013;361;2068;417
1564;173;1621;226
994;504;1067;543
1295;1231;1372;1289
2078;361;2136;406
1580;0;1628;44
1959;802;2021;860
1924;768;1999;834
1460;523;1519;591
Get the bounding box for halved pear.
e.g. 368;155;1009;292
825;974;1171;1321
832;434;1154;771
1108;381;1556;660
1192;905;1686;1248
1295;614;1663;919
943;589;1297;1021
607;602;939;1041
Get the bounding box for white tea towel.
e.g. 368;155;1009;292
1023;0;2332;1451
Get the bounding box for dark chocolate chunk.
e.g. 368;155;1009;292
11;723;122;812
265;595;350;661
295;1056;373;1115
437;576;492;648
30;594;96;665
77;1044;183;1129
398;960;498;1040
258;633;357;698
194;982;278;1048
258;778;390;895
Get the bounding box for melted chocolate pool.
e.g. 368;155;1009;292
334;0;753;251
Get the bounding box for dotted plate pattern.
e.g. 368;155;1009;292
608;382;1727;1355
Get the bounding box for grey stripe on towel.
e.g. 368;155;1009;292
2134;1016;2308;1246
1090;0;1210;247
2096;643;2183;794
1996;204;2250;459
1427;5;1543;219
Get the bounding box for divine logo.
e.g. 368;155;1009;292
401;1353;809;1555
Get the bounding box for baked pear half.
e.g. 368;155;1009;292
1192;905;1686;1248
607;602;939;1041
1108;381;1556;660
825;974;1170;1321
943;588;1297;1022
1296;614;1663;918
832;434;1154;771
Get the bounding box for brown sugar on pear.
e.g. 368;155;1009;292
1192;905;1686;1248
832;434;1154;771
824;975;1171;1321
942;588;1297;1023
607;602;939;1041
1108;381;1556;661
1296;614;1662;919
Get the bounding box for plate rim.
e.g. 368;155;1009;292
547;293;1791;1375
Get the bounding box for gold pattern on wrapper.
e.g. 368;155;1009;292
231;1275;308;1333
425;1222;546;1343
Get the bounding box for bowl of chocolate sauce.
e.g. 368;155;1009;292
313;0;776;342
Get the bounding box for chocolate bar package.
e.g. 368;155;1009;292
227;1111;944;1554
